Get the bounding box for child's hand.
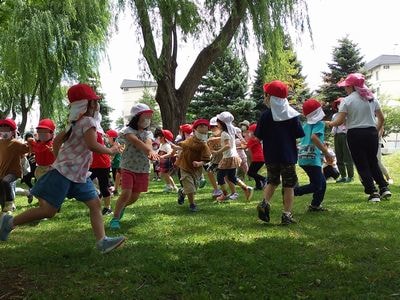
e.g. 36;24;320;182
324;152;334;165
325;121;332;128
192;161;203;168
148;150;160;161
109;143;123;155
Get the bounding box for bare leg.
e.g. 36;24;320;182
263;184;278;202
12;198;58;227
113;189;132;219
84;198;105;241
125;192;141;206
282;187;294;212
187;193;195;205
103;195;111;208
207;171;218;190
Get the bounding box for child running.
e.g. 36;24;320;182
295;99;334;211
173;119;212;212
0;118;30;212
255;80;305;225
0;83;125;254
245;123;266;190
109;103;159;230
106;129;122;196
213;112;254;202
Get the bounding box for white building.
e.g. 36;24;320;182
365;54;400;153
365;54;400;100
120;79;157;122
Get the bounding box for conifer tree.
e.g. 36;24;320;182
188;48;252;122
318;36;365;108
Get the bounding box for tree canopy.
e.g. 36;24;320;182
0;0;112;133
120;0;310;133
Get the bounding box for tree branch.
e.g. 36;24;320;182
177;1;248;102
134;0;160;79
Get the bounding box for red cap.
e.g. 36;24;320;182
36;119;55;132
248;123;257;133
263;80;288;98
67;83;100;103
0;118;17;131
179;124;193;134
192;119;209;129
332;98;343;111
302;98;321;116
161;129;174;142
106;129;118;138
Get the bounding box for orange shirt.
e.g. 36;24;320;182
175;136;211;173
0;139;30;178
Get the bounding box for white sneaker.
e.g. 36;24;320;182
2;201;16;212
228;192;239;200
388;178;394;185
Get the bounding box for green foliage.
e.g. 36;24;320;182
381;103;400;135
318;36;366;115
250;35;311;119
139;89;162;128
188;48;253;122
0;0;111;131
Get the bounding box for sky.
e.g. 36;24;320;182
99;0;400;117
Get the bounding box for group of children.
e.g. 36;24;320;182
0;74;393;253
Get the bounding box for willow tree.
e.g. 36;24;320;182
0;0;111;132
121;0;310;132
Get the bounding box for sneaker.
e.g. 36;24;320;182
109;218;121;230
199;178;207;189
281;212;296;225
102;207;113;215
387;178;394;185
177;188;185;205
189;204;198;212
336;177;347;183
0;214;13;241
163;185;172;192
212;189;223;198
27;189;34;204
2;201;16;213
96;236;125;254
345;177;353;183
216;192;228;202
228;192;239;200
368;192;381;203
244;186;254;201
308;205;328;212
257;200;270;223
380;187;392;200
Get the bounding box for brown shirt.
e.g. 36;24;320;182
175;136;211;173
0;139;30;178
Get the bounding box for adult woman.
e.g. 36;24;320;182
327;73;391;202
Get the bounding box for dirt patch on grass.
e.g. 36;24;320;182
0;267;38;299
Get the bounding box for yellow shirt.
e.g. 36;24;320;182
0;139;30;178
175;136;211;173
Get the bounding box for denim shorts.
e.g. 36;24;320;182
31;169;98;209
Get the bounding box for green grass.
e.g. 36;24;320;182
1;153;400;299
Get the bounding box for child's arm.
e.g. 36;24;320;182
326;112;346;128
125;133;159;160
213;138;230;155
52;130;67;157
84;127;121;155
311;134;334;164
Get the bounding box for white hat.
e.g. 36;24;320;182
210;117;218;126
129;103;153;119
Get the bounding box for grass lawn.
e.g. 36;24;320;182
1;152;400;299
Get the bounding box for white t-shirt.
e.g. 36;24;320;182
339;91;380;129
220;131;238;159
158;142;172;154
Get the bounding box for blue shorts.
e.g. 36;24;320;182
31;169;98;209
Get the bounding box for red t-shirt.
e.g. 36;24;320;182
31;140;56;166
90;132;111;168
246;138;264;162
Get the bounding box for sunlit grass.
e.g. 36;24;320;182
1;153;400;298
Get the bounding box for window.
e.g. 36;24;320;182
383;65;390;69
375;71;379;80
123;88;129;91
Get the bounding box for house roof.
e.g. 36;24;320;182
365;55;400;70
120;79;157;89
